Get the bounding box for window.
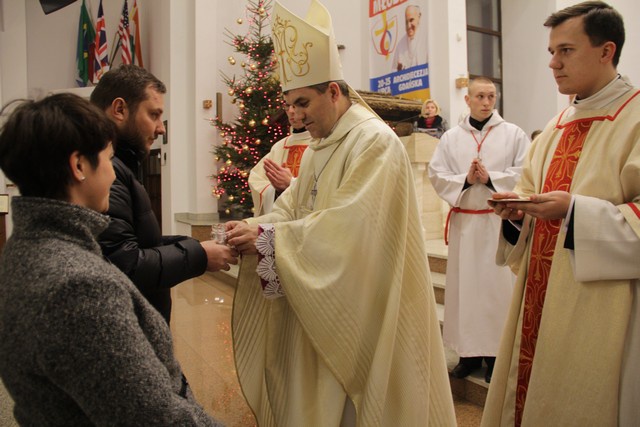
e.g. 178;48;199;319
466;0;503;112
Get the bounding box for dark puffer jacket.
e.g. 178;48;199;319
99;144;206;323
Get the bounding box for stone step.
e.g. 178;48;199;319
446;347;489;407
426;238;448;274
432;271;445;305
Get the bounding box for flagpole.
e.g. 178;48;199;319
109;31;120;66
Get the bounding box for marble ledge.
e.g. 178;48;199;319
175;212;220;226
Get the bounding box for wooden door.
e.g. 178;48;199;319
143;149;162;227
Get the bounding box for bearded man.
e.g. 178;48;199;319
91;65;237;324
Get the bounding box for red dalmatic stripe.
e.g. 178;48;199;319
514;120;592;426
284;145;308;177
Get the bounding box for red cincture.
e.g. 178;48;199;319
514;120;592;426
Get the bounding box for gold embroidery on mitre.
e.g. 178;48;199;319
272;15;313;85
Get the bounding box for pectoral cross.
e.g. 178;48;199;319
309;180;318;209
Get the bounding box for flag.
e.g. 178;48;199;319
130;0;144;67
117;0;132;65
93;0;110;82
75;0;95;87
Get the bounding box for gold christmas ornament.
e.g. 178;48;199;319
241;62;246;68
228;195;235;202
261;117;269;126
250;63;257;70
225;159;233;165
236;18;243;24
258;7;265;16
225;209;231;215
215;193;221;199
238;103;245;109
248;119;256;127
241;171;249;178
255;138;262;145
245;87;253;94
228;89;234;96
231;98;236;104
242;144;249;151
220;132;226;137
228;56;236;65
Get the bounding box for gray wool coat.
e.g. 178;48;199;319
0;197;223;426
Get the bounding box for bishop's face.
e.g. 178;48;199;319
283;84;341;139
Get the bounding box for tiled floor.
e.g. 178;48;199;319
170;273;256;426
170;272;484;426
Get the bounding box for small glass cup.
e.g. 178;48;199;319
210;224;227;244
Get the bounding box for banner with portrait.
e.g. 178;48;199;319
368;0;429;101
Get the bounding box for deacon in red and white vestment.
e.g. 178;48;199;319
483;75;640;427
248;129;310;215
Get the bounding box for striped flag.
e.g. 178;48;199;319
117;0;132;65
92;0;109;82
130;0;144;67
75;0;95;87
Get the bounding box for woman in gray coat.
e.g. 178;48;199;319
0;94;223;426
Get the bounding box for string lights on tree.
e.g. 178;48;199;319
209;0;287;217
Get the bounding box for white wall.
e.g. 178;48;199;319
3;0;640;235
1;1;28;103
25;0;156;95
504;0;640;135
0;0;28;236
502;0;557;135
426;0;469;126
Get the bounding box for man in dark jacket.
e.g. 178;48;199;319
91;65;237;323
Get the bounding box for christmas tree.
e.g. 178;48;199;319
210;0;287;218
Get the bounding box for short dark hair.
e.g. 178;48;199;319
283;80;350;97
544;1;625;66
468;76;497;96
0;93;116;200
90;64;166;113
308;80;350;97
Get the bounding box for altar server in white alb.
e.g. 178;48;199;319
248;108;310;215
428;76;530;383
484;2;640;426
224;1;456;426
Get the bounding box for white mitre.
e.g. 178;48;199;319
272;0;379;117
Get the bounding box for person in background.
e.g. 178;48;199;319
484;2;640;425
0;94;222;426
428;76;530;383
223;1;456;425
391;4;428;71
530;129;542;140
91;65;237;324
248;106;311;216
416;98;449;138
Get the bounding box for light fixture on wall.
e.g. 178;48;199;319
39;0;78;15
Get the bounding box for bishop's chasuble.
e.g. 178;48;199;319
482;76;640;427
248;130;311;216
233;103;456;426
